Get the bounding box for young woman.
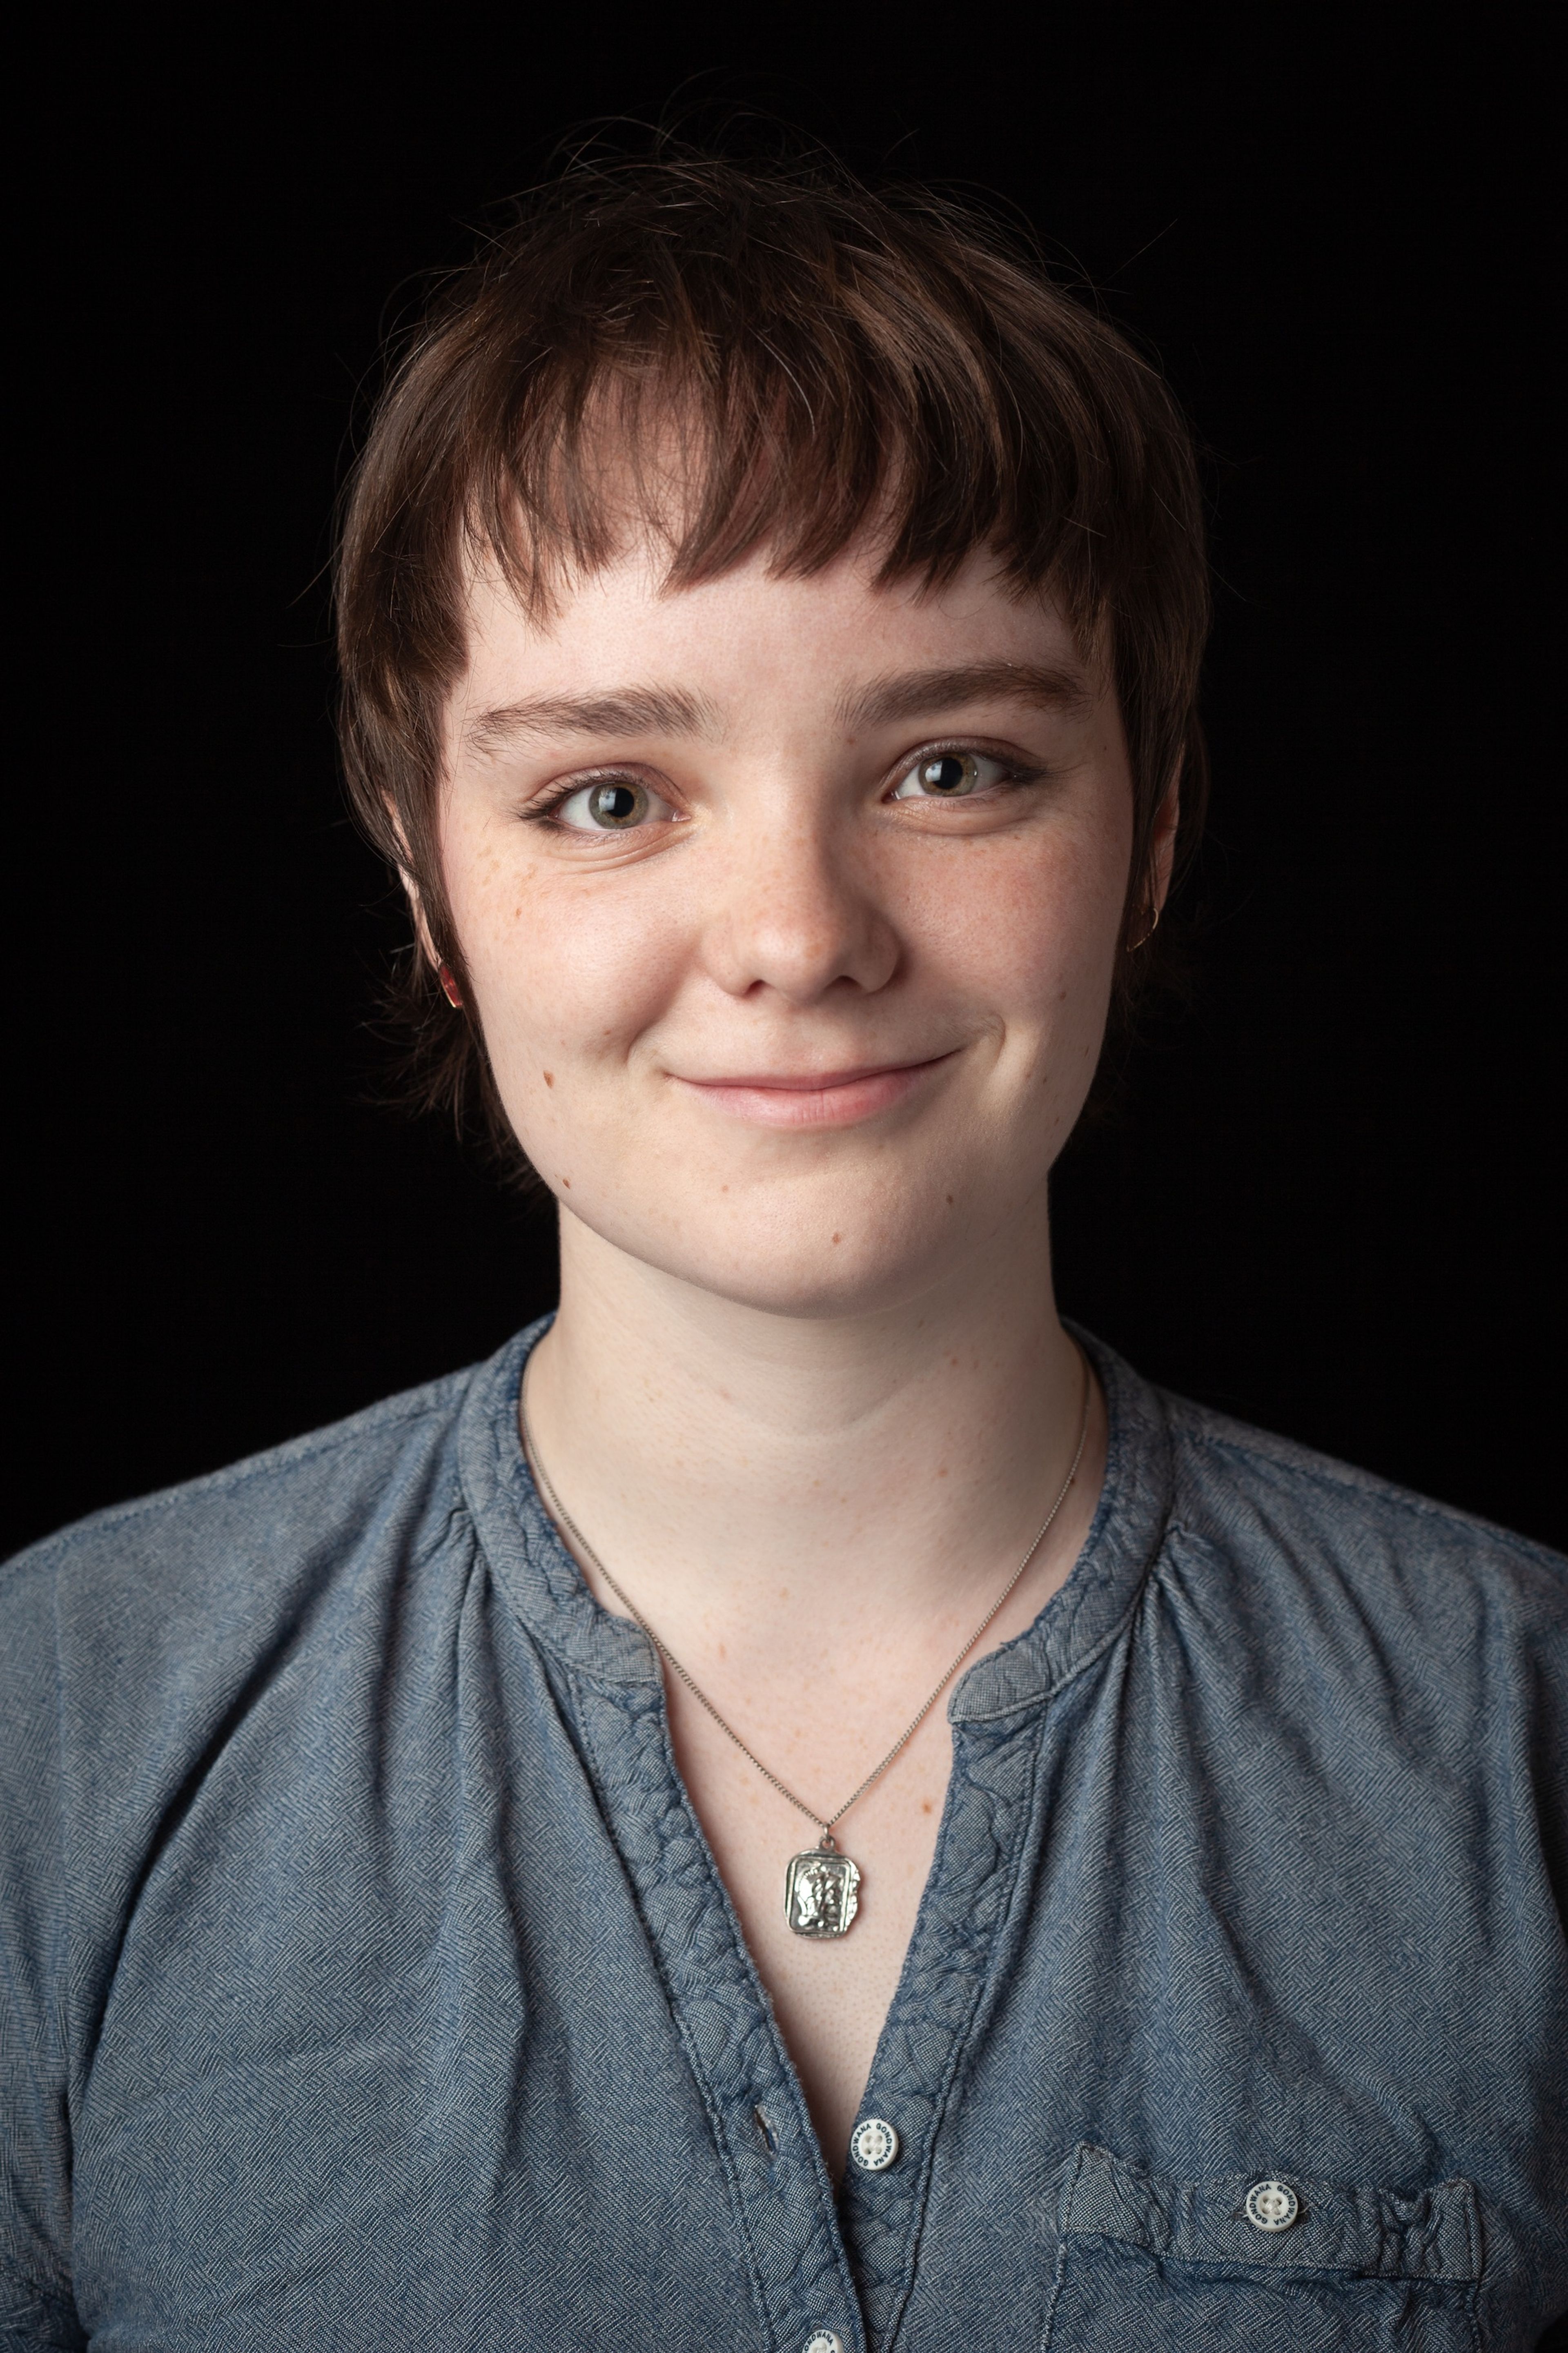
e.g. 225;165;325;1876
3;152;1564;2353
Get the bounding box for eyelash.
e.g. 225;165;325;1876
522;769;672;833
520;743;1045;834
890;745;1045;802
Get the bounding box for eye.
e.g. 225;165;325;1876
890;750;1005;801
551;777;677;833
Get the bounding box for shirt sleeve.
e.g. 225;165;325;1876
1;1540;85;2351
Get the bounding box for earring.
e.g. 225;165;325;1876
437;963;464;1010
1128;904;1161;952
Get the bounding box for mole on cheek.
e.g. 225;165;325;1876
543;1072;554;1086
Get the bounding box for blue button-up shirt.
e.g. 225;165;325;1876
3;1322;1565;2350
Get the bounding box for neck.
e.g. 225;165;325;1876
523;1201;1093;1648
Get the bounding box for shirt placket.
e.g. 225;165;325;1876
564;1663;869;2353
835;1710;1047;2350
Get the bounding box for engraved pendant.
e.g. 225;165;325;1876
784;1834;862;1938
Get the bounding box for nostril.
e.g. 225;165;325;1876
713;906;901;1006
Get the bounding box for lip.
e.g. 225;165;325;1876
672;1052;957;1130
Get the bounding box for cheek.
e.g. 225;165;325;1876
904;820;1127;1030
445;820;686;1081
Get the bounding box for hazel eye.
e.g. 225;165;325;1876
891;751;998;801
553;777;676;832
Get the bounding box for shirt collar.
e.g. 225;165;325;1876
459;1316;1173;1713
947;1325;1174;1723
459;1314;662;1687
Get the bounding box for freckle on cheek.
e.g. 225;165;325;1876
831;1233;841;1245
560;1177;571;1189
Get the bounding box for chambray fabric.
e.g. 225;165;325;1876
2;1320;1565;2353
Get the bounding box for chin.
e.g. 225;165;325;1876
673;1248;937;1321
570;1174;1016;1322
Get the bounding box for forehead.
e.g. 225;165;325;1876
450;542;1102;748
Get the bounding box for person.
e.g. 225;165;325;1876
2;147;1564;2353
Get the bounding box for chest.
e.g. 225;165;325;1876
68;1611;1557;2352
660;1672;958;2173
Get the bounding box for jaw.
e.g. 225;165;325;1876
552;1120;1060;1330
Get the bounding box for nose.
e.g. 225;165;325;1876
700;809;900;1005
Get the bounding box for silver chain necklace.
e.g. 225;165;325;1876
520;1349;1090;1940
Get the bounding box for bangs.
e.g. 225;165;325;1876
446;173;1179;634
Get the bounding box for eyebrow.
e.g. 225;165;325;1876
836;661;1094;730
462;658;1092;759
463;683;719;756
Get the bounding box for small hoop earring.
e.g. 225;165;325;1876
437;962;464;1010
1128;903;1161;953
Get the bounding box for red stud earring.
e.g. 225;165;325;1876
437;963;464;1010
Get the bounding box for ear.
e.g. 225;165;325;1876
383;801;444;975
402;871;444;975
1147;766;1181;921
1127;764;1182;952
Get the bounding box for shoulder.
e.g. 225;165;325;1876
0;1350;528;1997
3;1362;479;1631
0;1362;493;1819
1149;1381;1567;1717
1163;1384;1564;1592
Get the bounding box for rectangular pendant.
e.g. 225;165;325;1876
784;1844;861;1938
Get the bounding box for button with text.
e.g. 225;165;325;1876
849;2117;900;2173
1244;2179;1300;2232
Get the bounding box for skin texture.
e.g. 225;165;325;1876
425;539;1175;2175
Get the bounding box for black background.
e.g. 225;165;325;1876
10;5;1564;1558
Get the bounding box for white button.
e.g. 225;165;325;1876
802;2335;846;2353
1244;2178;1299;2232
849;2117;900;2173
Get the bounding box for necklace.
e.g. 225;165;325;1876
520;1348;1091;1940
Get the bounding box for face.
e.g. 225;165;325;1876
434;541;1157;1318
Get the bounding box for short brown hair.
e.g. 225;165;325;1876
336;145;1210;1159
